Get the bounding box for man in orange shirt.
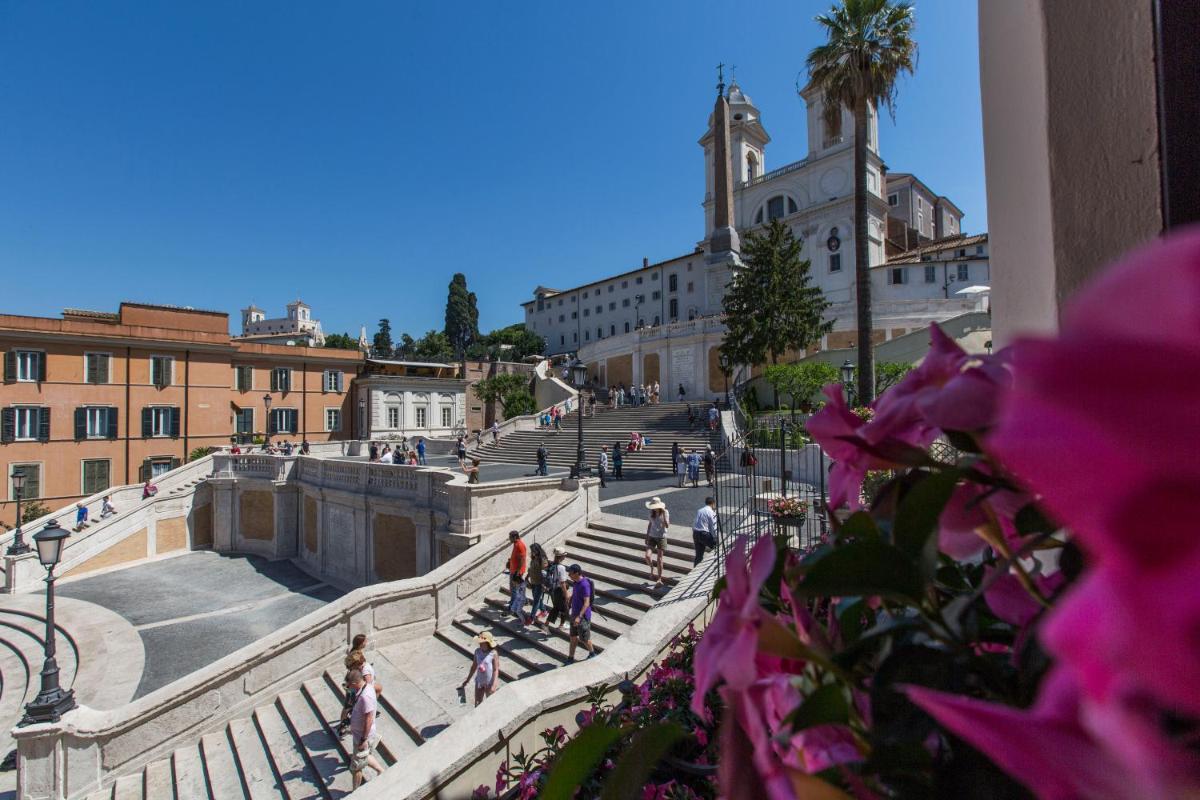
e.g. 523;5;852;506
507;530;528;618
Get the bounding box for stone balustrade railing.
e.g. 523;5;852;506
14;477;600;800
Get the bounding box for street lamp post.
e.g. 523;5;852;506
19;519;76;726
569;357;588;479
840;360;856;405
358;397;366;441
718;353;731;408
263;393;273;449
7;469;30;555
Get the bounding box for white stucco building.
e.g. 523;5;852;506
238;300;326;346
522;78;988;397
355;360;469;441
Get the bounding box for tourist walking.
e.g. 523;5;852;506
73;502;89;532
301;439;310;455
347;670;384;788
456;436;467;461
612;443;623;480
369;443;379;463
526;543;549;625
490;421;500;444
507;530;527;617
416;437;426;465
704;446;716;487
653;381;660;404
459;631;500;707
545;547;570;630
708;403;720;432
645;498;669;586
553;407;562;432
536;442;549;476
338;633;379;736
598;446;609;488
100;495;116;518
687;448;701;488
687;404;696;430
379;446;393;464
678;383;686;403
676;448;687;488
566;564;595;662
692;497;719;566
671;442;681;474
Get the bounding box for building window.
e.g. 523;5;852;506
887;193;899;206
82;459;111;496
595;305;602;314
325;408;342;432
583;291;588;298
557;299;563;306
622;298;630;307
415;407;427;428
387;406;400;428
573;332;577;342
271;367;292;392
269;408;298;434
668;274;678;292
957;264;970;282
571;296;576;302
441;407;452;428
607;285;614;293
767;196;785;221
85;353;110;384
79;407;116;440
235;408;254;436
608;302;616;311
889;267;908;285
925;265;937;283
571;311;577;319
651;272;658;281
687;282;694;293
624;322;630;333
917;196;924;209
957;249;966;257
609;325;616;336
829;253;842;273
536;298;544;312
150;356;174;388
636;276;643;285
10;351;43;383
669;298;679;319
148;407;177;438
558;314;565;322
583;308;590;317
560;335;565;346
143;457;176;480
621;280;628;288
976;245;984;255
651;290;661;301
653;316;660;326
595;327;602;340
8;407;49;441
235;365;253;391
584;331;590;341
917;211;924;230
324;370;343;392
10;464;40;500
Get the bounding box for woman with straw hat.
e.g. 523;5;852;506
645;497;670;586
459;631;501;706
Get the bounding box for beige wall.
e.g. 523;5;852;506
979;0;1162;346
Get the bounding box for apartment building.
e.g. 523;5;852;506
0;302;362;526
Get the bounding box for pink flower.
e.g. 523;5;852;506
691;536;776;715
936;482;990;558
982;566;1062;628
471;785;491;800
865;325;968;440
906;668;1199;800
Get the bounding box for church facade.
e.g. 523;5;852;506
522;78;985;398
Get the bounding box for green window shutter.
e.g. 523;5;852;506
270;370;278;392
169;407;181;438
170;457;181;470
37;408;50;442
75;408;86;441
268;410;277;435
107;408;119;439
142;408;152;438
1;408;13;443
36;353;46;382
3;352;14;383
139;459;150;483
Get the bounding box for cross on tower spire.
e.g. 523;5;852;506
716;62;725;95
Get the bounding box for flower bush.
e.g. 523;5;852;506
478;626;720;799
766;496;809;520
697;229;1200;799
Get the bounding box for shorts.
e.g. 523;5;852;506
570;616;592;642
350;731;380;771
645;536;665;552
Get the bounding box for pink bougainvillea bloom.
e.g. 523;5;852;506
865;324;967;441
982;566;1063;629
906;668;1199;800
691;536;776;715
936;483;990;558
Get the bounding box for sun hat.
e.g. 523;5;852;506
553;546;568;558
645;497;667;511
475;631;498;648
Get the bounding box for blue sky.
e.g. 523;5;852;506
0;1;984;339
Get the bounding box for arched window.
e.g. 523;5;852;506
760;195;800;223
746;152;759;181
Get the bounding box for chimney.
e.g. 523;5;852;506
643;257;649;268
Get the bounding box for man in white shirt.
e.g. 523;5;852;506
598;446;609;488
348;670;384;787
692;496;719;566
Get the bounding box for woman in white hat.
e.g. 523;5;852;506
645;497;670;586
459;631;501;706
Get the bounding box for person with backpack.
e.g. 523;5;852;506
416;437;427;465
612;442;624;480
526;543;549;625
704;446;716;487
506;530;527;617
543;546;571;630
565;564;595;662
536;442;549;476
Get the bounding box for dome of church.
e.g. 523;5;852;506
727;82;754;108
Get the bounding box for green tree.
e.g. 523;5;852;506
807;0;917;405
474;373;534;420
444;273;480;354
323;332;360;350
763;361;840;420
721;218;833;406
372;319;394;358
875;361;914;395
396;330;456;363
473;323;546;362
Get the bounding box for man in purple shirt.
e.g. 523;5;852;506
566;564;595;662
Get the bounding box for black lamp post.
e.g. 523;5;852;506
19;519;76;726
840;360;856;405
569;357;588;479
263;393;273;448
358;397;366;441
7;469;30;556
718;353;731;408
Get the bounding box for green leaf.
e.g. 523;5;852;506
599;723;687;800
539;724;624;800
1015;503;1058;536
893;470;960;582
797;538;926;602
838;510;880;541
788;683;850;730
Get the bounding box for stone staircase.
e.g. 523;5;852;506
0;608;77;767
470;402;723;475
77;516;693;799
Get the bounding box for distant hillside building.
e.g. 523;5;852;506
238;300;325;346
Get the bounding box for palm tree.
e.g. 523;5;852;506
807;0;917;405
